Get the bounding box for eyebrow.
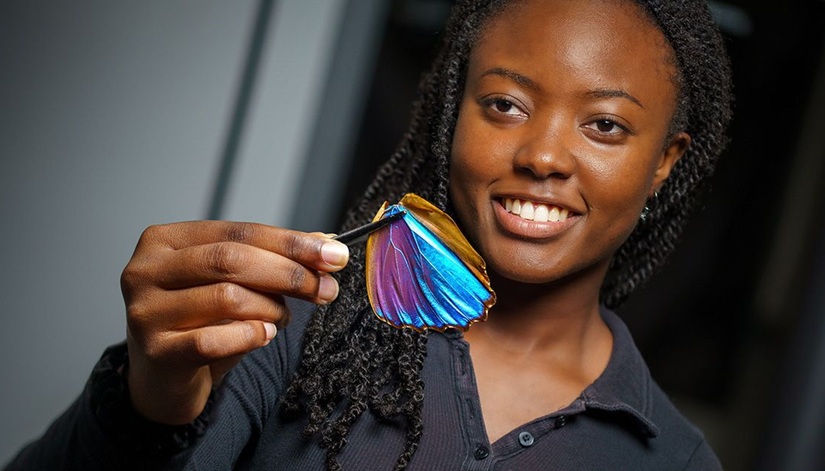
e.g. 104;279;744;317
480;67;541;91
586;89;644;109
480;67;645;109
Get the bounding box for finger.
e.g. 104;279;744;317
138;221;349;271
135;283;293;331
158;320;277;366
150;243;341;302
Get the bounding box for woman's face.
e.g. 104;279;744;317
449;0;689;285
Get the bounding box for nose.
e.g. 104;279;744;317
512;123;576;179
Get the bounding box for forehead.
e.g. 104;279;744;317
470;0;677;104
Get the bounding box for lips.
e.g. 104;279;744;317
503;197;571;223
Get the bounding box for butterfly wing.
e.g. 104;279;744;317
366;195;495;331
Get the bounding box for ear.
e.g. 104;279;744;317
650;131;691;196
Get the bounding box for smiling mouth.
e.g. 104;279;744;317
502;197;571;223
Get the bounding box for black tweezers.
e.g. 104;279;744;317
333;209;406;245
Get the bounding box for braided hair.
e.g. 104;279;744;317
280;0;732;468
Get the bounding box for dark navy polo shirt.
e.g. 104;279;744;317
7;304;722;470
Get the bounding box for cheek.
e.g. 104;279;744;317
450;107;517;191
449;113;490;201
448;111;509;245
448;132;473;205
448;119;476;228
580;148;658;224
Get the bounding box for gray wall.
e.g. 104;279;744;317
0;0;377;463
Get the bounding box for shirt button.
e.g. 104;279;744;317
474;445;490;460
555;415;567;428
518;431;534;447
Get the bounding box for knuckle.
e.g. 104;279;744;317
191;324;257;362
120;264;140;292
124;234;165;291
213;282;246;312
139;223;169;245
282;231;315;261
141;336;165;362
277;304;292;327
120;258;152;289
206;242;243;279
191;330;217;361
125;299;151;324
287;265;309;293
226;222;255;243
125;303;163;352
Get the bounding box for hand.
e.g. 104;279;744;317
120;221;349;424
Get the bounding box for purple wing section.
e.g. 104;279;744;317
366;204;493;331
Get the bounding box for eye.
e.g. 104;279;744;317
594;120;621;133
480;96;528;120
491;99;516;114
582;116;634;142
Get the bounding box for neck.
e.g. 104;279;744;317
466;262;611;355
461;263;615;436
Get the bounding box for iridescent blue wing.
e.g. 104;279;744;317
366;194;495;331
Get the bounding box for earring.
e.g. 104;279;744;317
640;205;651;222
640;191;658;222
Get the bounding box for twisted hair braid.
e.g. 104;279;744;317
280;0;732;468
602;0;732;305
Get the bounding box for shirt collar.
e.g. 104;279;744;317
577;306;660;438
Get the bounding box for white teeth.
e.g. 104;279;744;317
503;198;571;223
521;201;535;220
533;204;549;222
549;206;560;222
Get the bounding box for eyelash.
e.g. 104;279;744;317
480;96;527;118
588;118;626;133
583;116;634;140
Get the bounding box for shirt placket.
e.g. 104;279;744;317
451;335;496;471
448;332;590;469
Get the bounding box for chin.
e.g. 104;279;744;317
488;258;563;285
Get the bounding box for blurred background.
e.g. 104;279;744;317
1;0;823;469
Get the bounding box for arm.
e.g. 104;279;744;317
4;221;347;470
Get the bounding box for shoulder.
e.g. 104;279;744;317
647;380;722;470
585;308;722;469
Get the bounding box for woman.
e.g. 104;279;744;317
7;0;731;469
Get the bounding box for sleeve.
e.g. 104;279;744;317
4;343;203;471
180;298;314;468
682;439;723;471
4;299;315;471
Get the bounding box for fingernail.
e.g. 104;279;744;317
264;322;277;341
321;241;349;267
318;274;339;303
